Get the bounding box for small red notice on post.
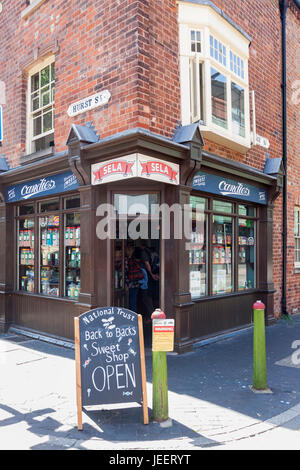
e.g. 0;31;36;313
152;319;175;352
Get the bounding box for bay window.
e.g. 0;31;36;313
178;1;251;152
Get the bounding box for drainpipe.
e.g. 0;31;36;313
279;0;288;317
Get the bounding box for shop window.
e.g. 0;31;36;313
16;194;81;301
295;207;300;269
65;212;81;300
28;57;55;154
189;196;257;299
40;216;60;297
178;2;251;152
212;215;233;295
114;194;159;216
213;200;233;214
18;218;35;293
189;211;208;299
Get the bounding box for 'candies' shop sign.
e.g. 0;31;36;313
6;171;79;203
192;171;267;205
92;154;180;186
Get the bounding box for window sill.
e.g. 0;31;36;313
20;146;55;166
200;125;251;154
14;290;78;302
21;0;47;20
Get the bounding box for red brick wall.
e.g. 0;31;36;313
0;0;283;167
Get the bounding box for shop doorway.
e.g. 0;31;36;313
113;235;160;314
112;193;161;343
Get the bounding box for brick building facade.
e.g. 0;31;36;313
0;0;299;351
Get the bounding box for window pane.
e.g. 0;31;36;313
19;204;34;216
65;213;80;300
18;218;35;292
231;82;245;137
213;200;233;213
238;218;256;290
41;86;50;107
65;196;80;209
31;73;39;92
212;215;233;295
40;200;59;212
31;94;40;112
189;213;207;298
239;205;255;217
191;29;201;53
40;216;60;297
40;65;50;87
114;194;159;215
190;195;207;211
211;67;227;129
33;115;42;137
43;109;53;133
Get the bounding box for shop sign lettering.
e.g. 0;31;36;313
6;171;79;203
218;181;250;197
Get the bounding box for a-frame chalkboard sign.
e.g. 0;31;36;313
74;307;149;429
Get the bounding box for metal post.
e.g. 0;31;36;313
252;300;268;390
151;309;169;422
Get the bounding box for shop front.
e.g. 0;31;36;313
0;124;282;352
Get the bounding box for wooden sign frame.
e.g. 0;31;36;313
74;312;148;431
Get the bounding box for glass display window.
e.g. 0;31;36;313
212;215;233;295
238;218;256;290
16;194;81;300
189;212;207;298
65;212;80;300
40;216;60;297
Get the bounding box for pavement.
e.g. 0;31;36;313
1;314;300;450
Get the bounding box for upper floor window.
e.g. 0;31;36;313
178;1;251;153
27;57;55;154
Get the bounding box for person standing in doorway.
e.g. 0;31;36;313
125;244;143;313
134;247;154;322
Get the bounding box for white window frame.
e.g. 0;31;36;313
178;3;251;153
295;207;300;269
21;0;47;20
26;55;55;155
